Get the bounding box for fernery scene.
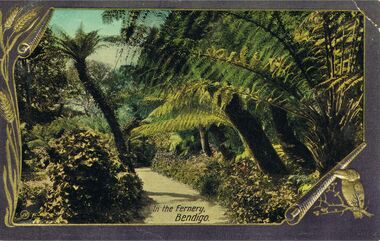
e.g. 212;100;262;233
14;9;364;224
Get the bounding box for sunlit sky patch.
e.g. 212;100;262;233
49;9;123;67
49;9;122;37
49;9;167;68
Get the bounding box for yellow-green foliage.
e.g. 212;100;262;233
199;11;364;171
300;11;364;93
152;151;223;197
217;158;297;223
204;45;295;81
133;109;230;136
132;80;233;137
152;151;320;223
32;129;144;224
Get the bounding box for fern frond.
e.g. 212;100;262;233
316;74;363;94
148;79;213;117
132;109;231;136
201;46;304;100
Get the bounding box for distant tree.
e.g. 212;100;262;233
132;11;289;175
15;28;68;126
56;25;135;173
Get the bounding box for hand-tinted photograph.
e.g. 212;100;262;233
8;9;366;224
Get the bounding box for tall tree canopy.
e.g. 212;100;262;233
130;10;363;175
56;25;135;173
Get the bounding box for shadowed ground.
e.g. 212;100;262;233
136;167;228;224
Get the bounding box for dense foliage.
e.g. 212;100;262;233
15;29;69;126
32;129;143;224
152;151;319;223
15;10;364;224
133;10;364;174
18;119;146;223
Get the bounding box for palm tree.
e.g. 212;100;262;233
132;11;363;176
132;80;289;175
56;25;135;173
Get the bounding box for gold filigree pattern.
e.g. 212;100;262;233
284;143;369;225
0;91;15;122
313;179;373;218
0;6;52;227
0;6;371;227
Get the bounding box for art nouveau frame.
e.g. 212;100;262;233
0;1;379;240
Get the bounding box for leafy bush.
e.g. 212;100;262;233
166;132;202;157
152;151;221;198
72;115;111;134
25;118;78;145
218;158;297;223
152;151;319;223
197;161;223;197
130;137;156;167
16;181;49;219
21;118;79;172
32;129;144;224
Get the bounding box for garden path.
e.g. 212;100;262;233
136;167;228;224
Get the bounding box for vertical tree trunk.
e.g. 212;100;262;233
75;60;135;173
270;106;316;172
20;59;32;127
198;126;212;156
122;117;141;153
209;125;234;160
225;94;288;176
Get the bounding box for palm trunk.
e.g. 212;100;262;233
209;125;234;160
225;94;288;176
270;106;316;172
122;117;141;152
75;60;135;173
198;126;212;156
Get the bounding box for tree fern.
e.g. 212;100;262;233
198;11;364;171
130;10;364;173
132;109;231;137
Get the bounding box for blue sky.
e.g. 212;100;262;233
49;9;168;67
49;9;122;37
50;9;124;67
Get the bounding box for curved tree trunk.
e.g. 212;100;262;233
122;117;141;152
75;60;135;173
198;126;212;156
270;106;316;172
225;94;288;176
209;125;234;160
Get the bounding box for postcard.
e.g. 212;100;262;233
0;0;379;240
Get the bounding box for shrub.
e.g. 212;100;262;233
33;129;144;224
130;137;156;167
218;158;297;223
167;132;202;156
16;181;49;219
152;151;314;223
152;151;223;199
21;118;83;172
73;115;110;134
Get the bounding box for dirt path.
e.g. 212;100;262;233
136;167;228;224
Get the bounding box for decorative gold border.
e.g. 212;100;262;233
0;6;368;227
0;6;53;227
285;143;367;225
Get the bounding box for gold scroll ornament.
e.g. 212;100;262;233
0;6;52;227
285;142;367;225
